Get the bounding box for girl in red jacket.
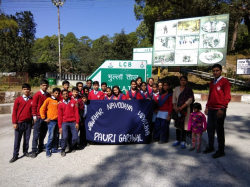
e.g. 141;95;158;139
153;81;173;144
125;80;137;100
104;87;114;100
136;82;151;100
112;85;126;100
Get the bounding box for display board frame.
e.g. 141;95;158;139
236;59;250;75
153;14;229;66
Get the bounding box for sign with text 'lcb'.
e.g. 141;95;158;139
88;60;147;93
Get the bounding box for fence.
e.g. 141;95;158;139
180;68;250;87
45;72;88;81
0;72;29;87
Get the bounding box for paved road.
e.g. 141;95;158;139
0;101;249;187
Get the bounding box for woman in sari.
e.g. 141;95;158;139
172;76;194;149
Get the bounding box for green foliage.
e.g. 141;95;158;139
29;29;140;76
0;11;36;72
29;76;43;87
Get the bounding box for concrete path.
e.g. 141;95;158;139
0;101;249;187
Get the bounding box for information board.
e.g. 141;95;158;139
153;14;229;66
133;48;153;78
88;60;147;92
236;59;250;75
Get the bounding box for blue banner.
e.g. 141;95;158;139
85;100;154;144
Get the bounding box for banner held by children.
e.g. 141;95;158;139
85;100;154;144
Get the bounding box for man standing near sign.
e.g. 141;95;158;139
203;64;231;158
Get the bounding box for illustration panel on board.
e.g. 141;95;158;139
153;14;229;66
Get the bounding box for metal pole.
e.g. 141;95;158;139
58;6;61;80
158;67;160;81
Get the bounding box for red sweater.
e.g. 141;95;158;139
59;91;72;101
32;91;50;118
152;93;160;103
71;96;84;111
147;85;153;95
12;96;33;124
206;77;231;110
58;98;80;128
125;90;137;100
136;92;150;100
159;94;173;114
113;93;127;100
88;90;104;100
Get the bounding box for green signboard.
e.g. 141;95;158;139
153;14;229;66
133;48;153;78
88;60;147;93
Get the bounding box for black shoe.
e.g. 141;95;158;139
31;151;37;158
158;141;168;144
9;156;18;163
38;148;44;153
202;147;215;154
61;150;66;157
212;151;225;158
196;149;201;153
152;139;160;142
189;147;195;151
24;152;31;157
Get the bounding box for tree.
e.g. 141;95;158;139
134;0;228;44
112;29;138;60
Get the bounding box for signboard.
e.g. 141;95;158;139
88;60;147;93
86;100;153;144
153;14;229;66
133;48;153;78
237;59;250;75
168;66;181;72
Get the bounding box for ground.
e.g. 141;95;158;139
0;101;249;187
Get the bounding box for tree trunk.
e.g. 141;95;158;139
244;14;250;34
230;20;239;51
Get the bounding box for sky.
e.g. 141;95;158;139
1;0;141;40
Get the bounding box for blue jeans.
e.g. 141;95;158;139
61;122;78;150
46;120;59;151
154;118;170;142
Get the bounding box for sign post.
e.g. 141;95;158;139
88;60;147;93
133;48;153;78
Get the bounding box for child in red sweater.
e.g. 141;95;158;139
136;82;151;100
153;81;173;144
59;80;72;101
58;90;80;157
31;80;50;158
72;87;84;147
125;80;137;100
10;84;33;163
147;77;154;95
76;82;84;97
104;87;114;100
88;81;104;100
112;85;126;100
101;82;107;95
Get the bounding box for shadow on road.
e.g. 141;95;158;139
55;118;250;186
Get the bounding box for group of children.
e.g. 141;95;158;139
10;77;207;163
